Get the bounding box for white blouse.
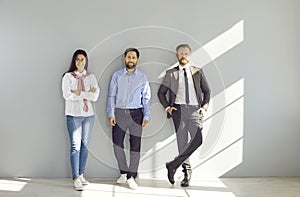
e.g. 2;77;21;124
62;70;100;117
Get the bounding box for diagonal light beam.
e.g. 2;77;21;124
139;78;245;178
158;20;244;78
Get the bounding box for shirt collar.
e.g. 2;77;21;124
122;67;138;75
178;62;191;71
75;69;87;76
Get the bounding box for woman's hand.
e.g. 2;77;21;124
89;87;96;93
71;90;81;95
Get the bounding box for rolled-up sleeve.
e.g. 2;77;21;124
142;78;151;121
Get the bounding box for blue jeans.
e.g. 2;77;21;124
66;115;94;179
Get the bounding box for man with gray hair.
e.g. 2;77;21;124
158;44;210;187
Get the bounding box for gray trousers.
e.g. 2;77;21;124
170;104;203;171
112;108;143;179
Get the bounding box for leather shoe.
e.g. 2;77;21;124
181;166;191;187
166;162;176;184
180;176;190;187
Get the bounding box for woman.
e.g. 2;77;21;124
62;49;100;191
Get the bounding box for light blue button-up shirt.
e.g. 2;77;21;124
107;67;151;121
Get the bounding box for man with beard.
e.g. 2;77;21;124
107;48;151;190
158;44;210;187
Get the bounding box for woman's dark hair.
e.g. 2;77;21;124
63;49;88;76
124;48;140;58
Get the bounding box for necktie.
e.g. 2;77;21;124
183;68;190;104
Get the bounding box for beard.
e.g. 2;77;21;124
179;57;189;65
125;62;137;70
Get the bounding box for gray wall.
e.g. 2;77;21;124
0;0;299;178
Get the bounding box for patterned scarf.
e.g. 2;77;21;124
70;71;91;112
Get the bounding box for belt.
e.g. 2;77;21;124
116;108;143;111
173;103;199;108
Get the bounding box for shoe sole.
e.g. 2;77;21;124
127;183;138;190
117;181;127;184
128;186;138;190
181;183;189;187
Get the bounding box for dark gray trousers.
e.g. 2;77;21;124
112;108;143;179
170;104;203;171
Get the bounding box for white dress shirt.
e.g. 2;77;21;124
175;63;199;106
62;70;100;117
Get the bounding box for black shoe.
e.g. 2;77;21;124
180;176;190;187
181;166;191;187
166;162;176;185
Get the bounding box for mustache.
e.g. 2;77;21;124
180;58;188;62
126;61;136;65
180;57;188;60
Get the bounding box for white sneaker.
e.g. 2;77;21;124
79;174;89;185
73;179;83;191
117;174;127;184
127;177;138;190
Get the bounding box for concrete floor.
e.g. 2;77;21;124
0;177;299;197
